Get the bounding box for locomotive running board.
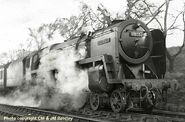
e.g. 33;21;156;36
121;79;171;91
77;55;121;84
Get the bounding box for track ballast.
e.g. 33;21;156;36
0;104;185;122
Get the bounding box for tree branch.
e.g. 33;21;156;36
167;12;183;31
146;2;165;26
146;10;161;25
167;4;185;58
143;0;163;30
126;0;140;19
164;0;170;36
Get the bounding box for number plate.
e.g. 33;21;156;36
130;32;144;37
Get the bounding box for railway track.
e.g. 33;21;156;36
153;109;185;119
128;108;185;121
0;104;110;122
0;104;185;122
79;107;185;122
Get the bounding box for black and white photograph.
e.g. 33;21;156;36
0;0;185;121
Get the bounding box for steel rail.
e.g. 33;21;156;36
0;104;185;122
0;104;114;122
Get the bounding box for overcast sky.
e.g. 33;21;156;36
0;0;184;53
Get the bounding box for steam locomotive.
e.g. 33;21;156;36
0;18;169;112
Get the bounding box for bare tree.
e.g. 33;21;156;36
0;47;30;65
28;21;59;50
125;0;158;20
57;2;113;38
45;2;113;40
26;2;113;51
166;2;185;72
15;43;31;59
97;4;112;26
158;0;185;72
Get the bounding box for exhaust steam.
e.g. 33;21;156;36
0;46;89;111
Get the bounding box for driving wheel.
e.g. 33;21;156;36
110;89;126;112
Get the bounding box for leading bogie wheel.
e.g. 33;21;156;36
110;89;126;113
90;93;102;110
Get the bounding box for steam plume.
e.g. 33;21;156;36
0;45;89;111
36;47;88;110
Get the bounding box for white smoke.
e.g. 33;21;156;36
0;45;89;111
36;46;89;110
0;89;40;107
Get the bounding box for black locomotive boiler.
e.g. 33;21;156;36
77;19;169;112
0;18;170;113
